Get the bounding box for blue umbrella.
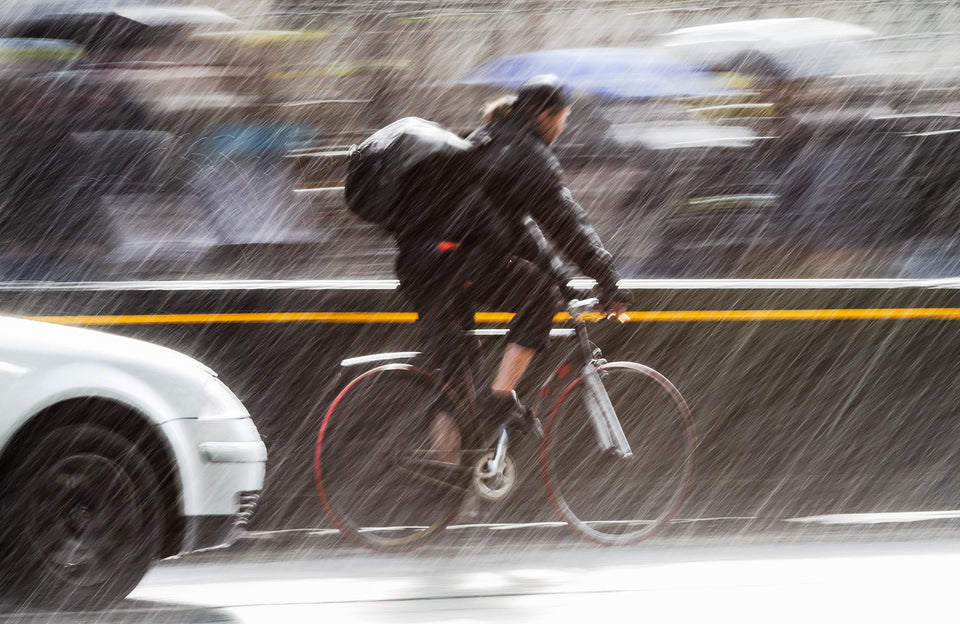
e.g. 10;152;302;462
460;48;728;98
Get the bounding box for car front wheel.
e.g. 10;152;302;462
7;424;161;609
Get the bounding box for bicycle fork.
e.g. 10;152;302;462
582;362;633;458
479;372;633;479
572;311;634;459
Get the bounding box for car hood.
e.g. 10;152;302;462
0;316;215;378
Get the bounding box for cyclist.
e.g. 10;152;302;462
395;74;632;451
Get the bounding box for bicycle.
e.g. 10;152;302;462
314;297;697;549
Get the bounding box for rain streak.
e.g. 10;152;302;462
0;0;959;621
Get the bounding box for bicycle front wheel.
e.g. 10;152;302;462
540;362;697;545
315;364;473;550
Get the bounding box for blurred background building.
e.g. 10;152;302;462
0;0;957;282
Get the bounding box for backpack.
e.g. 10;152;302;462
344;117;476;233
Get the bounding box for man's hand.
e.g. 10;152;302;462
599;287;633;321
605;302;629;320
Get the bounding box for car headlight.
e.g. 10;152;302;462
197;378;249;420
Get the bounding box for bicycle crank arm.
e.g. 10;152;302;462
482;429;510;478
397;459;471;492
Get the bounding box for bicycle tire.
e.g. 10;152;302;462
315;363;472;550
540;362;697;545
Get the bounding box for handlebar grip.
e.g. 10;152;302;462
609;312;630;323
567;297;600;316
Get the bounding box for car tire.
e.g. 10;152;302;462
5;424;161;609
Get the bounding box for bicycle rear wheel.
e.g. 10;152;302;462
315;364;473;550
540;362;696;544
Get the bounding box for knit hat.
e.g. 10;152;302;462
512;74;569;119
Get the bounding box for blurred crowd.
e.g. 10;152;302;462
0;1;958;282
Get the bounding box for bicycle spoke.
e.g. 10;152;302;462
541;362;696;545
315;365;472;549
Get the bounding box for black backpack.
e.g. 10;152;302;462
344;117;478;233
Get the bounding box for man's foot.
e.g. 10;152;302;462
477;390;540;442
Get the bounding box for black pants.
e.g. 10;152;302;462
397;245;561;362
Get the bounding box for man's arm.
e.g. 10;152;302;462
505;145;622;297
517;217;576;292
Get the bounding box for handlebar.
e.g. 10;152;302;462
567;297;630;323
567;298;600;316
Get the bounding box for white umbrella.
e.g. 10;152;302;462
659;18;878;80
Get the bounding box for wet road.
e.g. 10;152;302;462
4;524;960;623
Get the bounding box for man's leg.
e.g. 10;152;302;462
476;259;559;432
491;342;537;395
430;412;461;464
412;279;469;466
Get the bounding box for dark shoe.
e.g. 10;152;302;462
477;390;539;441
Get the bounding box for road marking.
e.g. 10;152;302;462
294;186;347;194
23;312;420;325
235;511;960;542
786;510;960;525
21;307;960;326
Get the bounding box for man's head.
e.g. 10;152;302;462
512;74;570;145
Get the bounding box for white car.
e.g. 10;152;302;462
0;316;266;608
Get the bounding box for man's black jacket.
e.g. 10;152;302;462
395;117;621;295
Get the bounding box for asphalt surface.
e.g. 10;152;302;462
5;520;960;623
